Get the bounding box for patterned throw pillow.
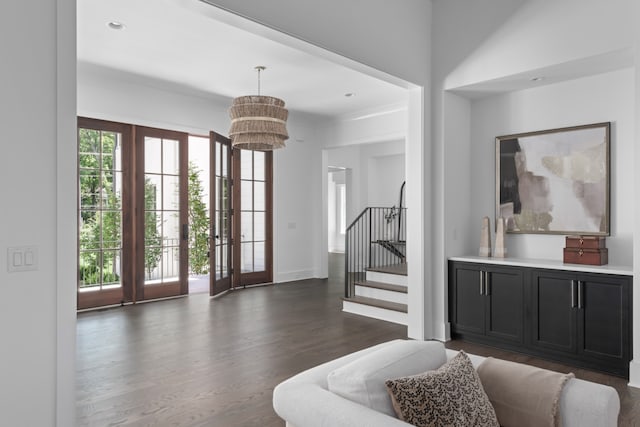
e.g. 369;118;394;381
385;351;499;427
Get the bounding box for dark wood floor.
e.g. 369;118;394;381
76;254;406;426
77;254;640;426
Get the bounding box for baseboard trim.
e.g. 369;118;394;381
438;322;451;342
275;270;315;283
629;360;640;388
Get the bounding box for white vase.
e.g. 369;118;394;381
479;216;492;257
494;217;507;258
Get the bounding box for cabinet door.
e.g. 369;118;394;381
578;275;630;366
530;270;577;354
451;264;485;335
485;267;524;343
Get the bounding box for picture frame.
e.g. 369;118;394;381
496;122;610;235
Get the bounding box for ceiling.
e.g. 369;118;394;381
77;0;408;118
450;48;635;100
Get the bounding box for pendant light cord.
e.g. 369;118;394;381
255;65;265;96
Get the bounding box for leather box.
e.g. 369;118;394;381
563;247;608;265
565;235;606;249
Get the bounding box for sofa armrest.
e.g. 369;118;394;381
273;381;410;427
560;378;619;427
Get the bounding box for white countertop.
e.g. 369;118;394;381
449;255;633;276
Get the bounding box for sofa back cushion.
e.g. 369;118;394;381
327;340;446;417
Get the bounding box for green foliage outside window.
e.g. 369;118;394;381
79;129;211;285
188;162;210;275
144;178;163;279
78;129;122;287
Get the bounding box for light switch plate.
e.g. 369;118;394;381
7;246;38;272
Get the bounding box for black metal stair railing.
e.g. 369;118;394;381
344;207;407;298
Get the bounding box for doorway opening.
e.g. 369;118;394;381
328;167;348;255
328;167;348;284
186;135;212;294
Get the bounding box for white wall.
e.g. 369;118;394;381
328;170;346;253
442;92;473;264
432;0;529;341
631;0;640;387
0;4;58;422
78;62;231;135
57;1;78;423
368;154;405;208
323;105;408;148
0;0;76;425
326;140;405;221
328;172;338;252
360;141;405;210
468;69;634;264
272;133;325;282
327;146;363;224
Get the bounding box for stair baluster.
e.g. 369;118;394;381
345;207;406;299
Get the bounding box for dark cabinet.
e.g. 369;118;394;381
530;270;577;353
530;269;631;376
450;262;524;345
450;264;485;335
449;259;632;377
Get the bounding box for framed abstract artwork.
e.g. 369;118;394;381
496;122;610;235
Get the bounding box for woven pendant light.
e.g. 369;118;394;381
229;66;289;151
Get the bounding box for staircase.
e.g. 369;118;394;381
342;264;408;325
343;204;407;326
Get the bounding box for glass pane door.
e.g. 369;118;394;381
233;150;272;287
211;132;232;296
77;118;132;309
187;135;212;294
136;127;188;300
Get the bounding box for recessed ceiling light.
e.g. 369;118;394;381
107;21;125;30
530;76;545;82
344;93;355;97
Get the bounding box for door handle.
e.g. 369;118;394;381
479;270;488;296
484;271;490;296
571;280;577;308
480;270;487;295
577;280;583;309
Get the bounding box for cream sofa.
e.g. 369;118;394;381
272;340;620;427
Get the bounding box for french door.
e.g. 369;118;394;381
77;118;133;309
233;149;273;286
211;134;273;292
211;132;232;296
77;118;272;309
135;127;189;301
